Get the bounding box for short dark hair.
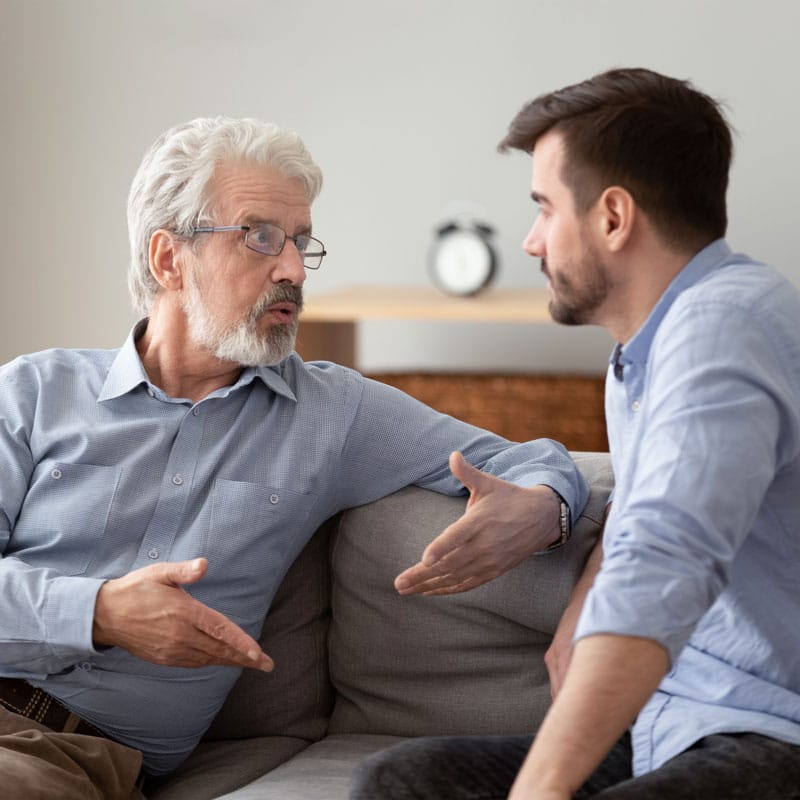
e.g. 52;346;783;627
499;68;733;247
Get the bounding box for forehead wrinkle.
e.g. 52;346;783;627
211;163;311;229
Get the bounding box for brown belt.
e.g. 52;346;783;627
0;677;111;740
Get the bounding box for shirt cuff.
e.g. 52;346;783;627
44;575;107;658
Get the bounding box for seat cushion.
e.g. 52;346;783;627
211;734;408;800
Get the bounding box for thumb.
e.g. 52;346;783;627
449;451;493;495
154;557;209;586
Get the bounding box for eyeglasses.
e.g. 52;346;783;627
189;223;327;270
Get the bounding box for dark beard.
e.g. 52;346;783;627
543;257;609;326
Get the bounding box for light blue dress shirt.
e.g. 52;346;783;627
575;240;800;775
0;323;588;775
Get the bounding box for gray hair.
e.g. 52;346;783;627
126;117;323;315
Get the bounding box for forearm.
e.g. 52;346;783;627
568;534;603;602
510;634;669;798
545;536;604;696
341;377;588;514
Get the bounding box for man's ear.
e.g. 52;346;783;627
595;186;636;253
148;230;185;291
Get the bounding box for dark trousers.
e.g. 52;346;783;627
350;730;800;799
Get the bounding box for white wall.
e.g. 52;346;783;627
2;0;798;373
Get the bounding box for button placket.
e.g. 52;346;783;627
135;402;206;569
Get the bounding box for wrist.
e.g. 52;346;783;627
536;487;571;553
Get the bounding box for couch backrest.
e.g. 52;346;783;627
327;452;613;736
204;514;337;742
205;452;613;743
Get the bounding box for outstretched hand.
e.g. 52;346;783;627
394;451;562;596
92;558;274;672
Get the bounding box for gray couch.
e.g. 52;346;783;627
149;452;613;800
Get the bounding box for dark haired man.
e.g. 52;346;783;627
351;68;800;799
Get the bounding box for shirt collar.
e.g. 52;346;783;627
611;238;735;376
98;319;298;403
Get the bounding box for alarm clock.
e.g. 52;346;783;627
427;220;498;297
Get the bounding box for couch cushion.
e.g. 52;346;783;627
327;451;613;737
146;736;310;800
210;734;408;800
203;516;337;742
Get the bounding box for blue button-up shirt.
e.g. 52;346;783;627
575;240;800;775
0;323;587;774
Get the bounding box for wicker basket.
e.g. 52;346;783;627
369;372;608;453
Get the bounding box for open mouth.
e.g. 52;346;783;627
265;302;297;324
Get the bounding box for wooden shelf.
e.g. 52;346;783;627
298;285;554;366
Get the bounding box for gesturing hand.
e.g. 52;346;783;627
394;451;561;596
92;558;273;672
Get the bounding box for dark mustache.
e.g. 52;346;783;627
540;258;549;278
253;284;304;318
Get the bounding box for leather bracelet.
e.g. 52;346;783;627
538;489;571;553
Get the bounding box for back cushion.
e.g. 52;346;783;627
204;516;337;742
327;452;613;736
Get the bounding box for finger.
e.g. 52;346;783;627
395;557;452;593
399;570;488;596
150;558;209;587
396;559;500;595
156;642;271;671
419;516;477;568
192;605;274;672
421;577;485;595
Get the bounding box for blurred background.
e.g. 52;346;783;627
2;0;797;383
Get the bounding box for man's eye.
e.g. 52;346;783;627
295;235;311;253
251;228;271;246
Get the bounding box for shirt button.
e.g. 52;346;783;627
632;400;641;412
51;468;62;480
192;407;200;416
79;662;92;671
148;548;160;559
148;389;155;398
172;474;184;485
269;494;280;505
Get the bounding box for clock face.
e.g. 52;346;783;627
431;229;495;296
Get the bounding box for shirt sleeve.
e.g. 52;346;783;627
0;358;104;675
575;293;798;663
334;371;589;518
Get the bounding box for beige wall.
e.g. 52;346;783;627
2;0;798;372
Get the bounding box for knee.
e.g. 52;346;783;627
350;745;412;800
350;739;451;800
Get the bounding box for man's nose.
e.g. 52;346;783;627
523;222;544;258
273;239;307;285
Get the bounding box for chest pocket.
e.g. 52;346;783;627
188;478;319;625
10;461;121;576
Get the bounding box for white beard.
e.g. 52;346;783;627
181;274;301;367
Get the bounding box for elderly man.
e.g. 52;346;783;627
0;117;587;799
351;68;800;799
